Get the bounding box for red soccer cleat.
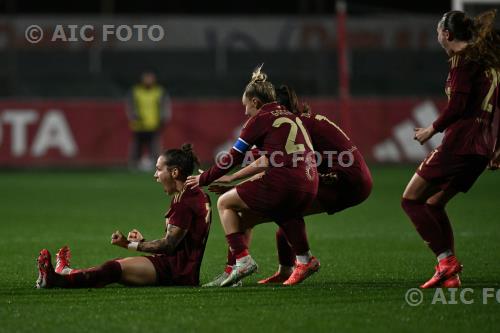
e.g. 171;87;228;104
36;249;56;289
55;246;72;274
283;257;320;286
420;255;463;289
258;271;291;284
441;274;461;288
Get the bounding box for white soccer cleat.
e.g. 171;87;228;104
220;257;258;287
202;268;242;287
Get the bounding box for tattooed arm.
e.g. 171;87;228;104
137;224;188;254
111;224;188;254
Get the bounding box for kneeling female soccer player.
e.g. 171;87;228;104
36;144;212;288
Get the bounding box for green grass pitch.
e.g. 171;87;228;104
1;166;499;332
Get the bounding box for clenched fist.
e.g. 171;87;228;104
127;229;144;242
111;230;129;248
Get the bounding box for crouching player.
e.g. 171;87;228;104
205;85;372;286
36;144;212;288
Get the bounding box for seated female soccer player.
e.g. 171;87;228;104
204;85;372;286
36;144;212;288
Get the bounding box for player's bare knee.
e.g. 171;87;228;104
217;195;229;212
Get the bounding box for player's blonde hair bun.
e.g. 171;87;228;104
244;63;275;103
250;63;267;84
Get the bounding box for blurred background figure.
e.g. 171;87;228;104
127;71;171;171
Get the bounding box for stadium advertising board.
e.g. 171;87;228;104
0;98;447;167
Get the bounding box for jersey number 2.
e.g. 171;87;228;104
272;117;314;154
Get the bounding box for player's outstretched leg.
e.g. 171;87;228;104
36;249;122;289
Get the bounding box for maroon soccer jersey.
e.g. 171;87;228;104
298;112;372;213
298;112;365;174
163;186;211;286
433;55;500;156
200;102;318;193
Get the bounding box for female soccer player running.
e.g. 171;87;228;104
186;67;320;286
36;144;212;288
401;10;500;289
205;85;372;285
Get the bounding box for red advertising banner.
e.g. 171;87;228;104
0;100;129;166
0;98;448;167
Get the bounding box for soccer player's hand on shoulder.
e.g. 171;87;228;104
186;175;200;189
127;229;144;242
111;230;129;248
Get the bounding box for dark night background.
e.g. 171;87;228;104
0;0;449;15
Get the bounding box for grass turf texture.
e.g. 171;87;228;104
0;166;499;332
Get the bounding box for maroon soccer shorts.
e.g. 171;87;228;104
236;176;315;222
144;254;173;286
316;166;373;215
416;149;489;193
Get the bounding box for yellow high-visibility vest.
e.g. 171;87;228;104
131;84;164;131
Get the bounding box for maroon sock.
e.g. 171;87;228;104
276;227;295;267
278;218;310;255
57;260;122;288
401;198;448;256
226;246;236;266
426;204;455;253
226;232;249;259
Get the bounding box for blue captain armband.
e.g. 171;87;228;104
232;138;250;154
